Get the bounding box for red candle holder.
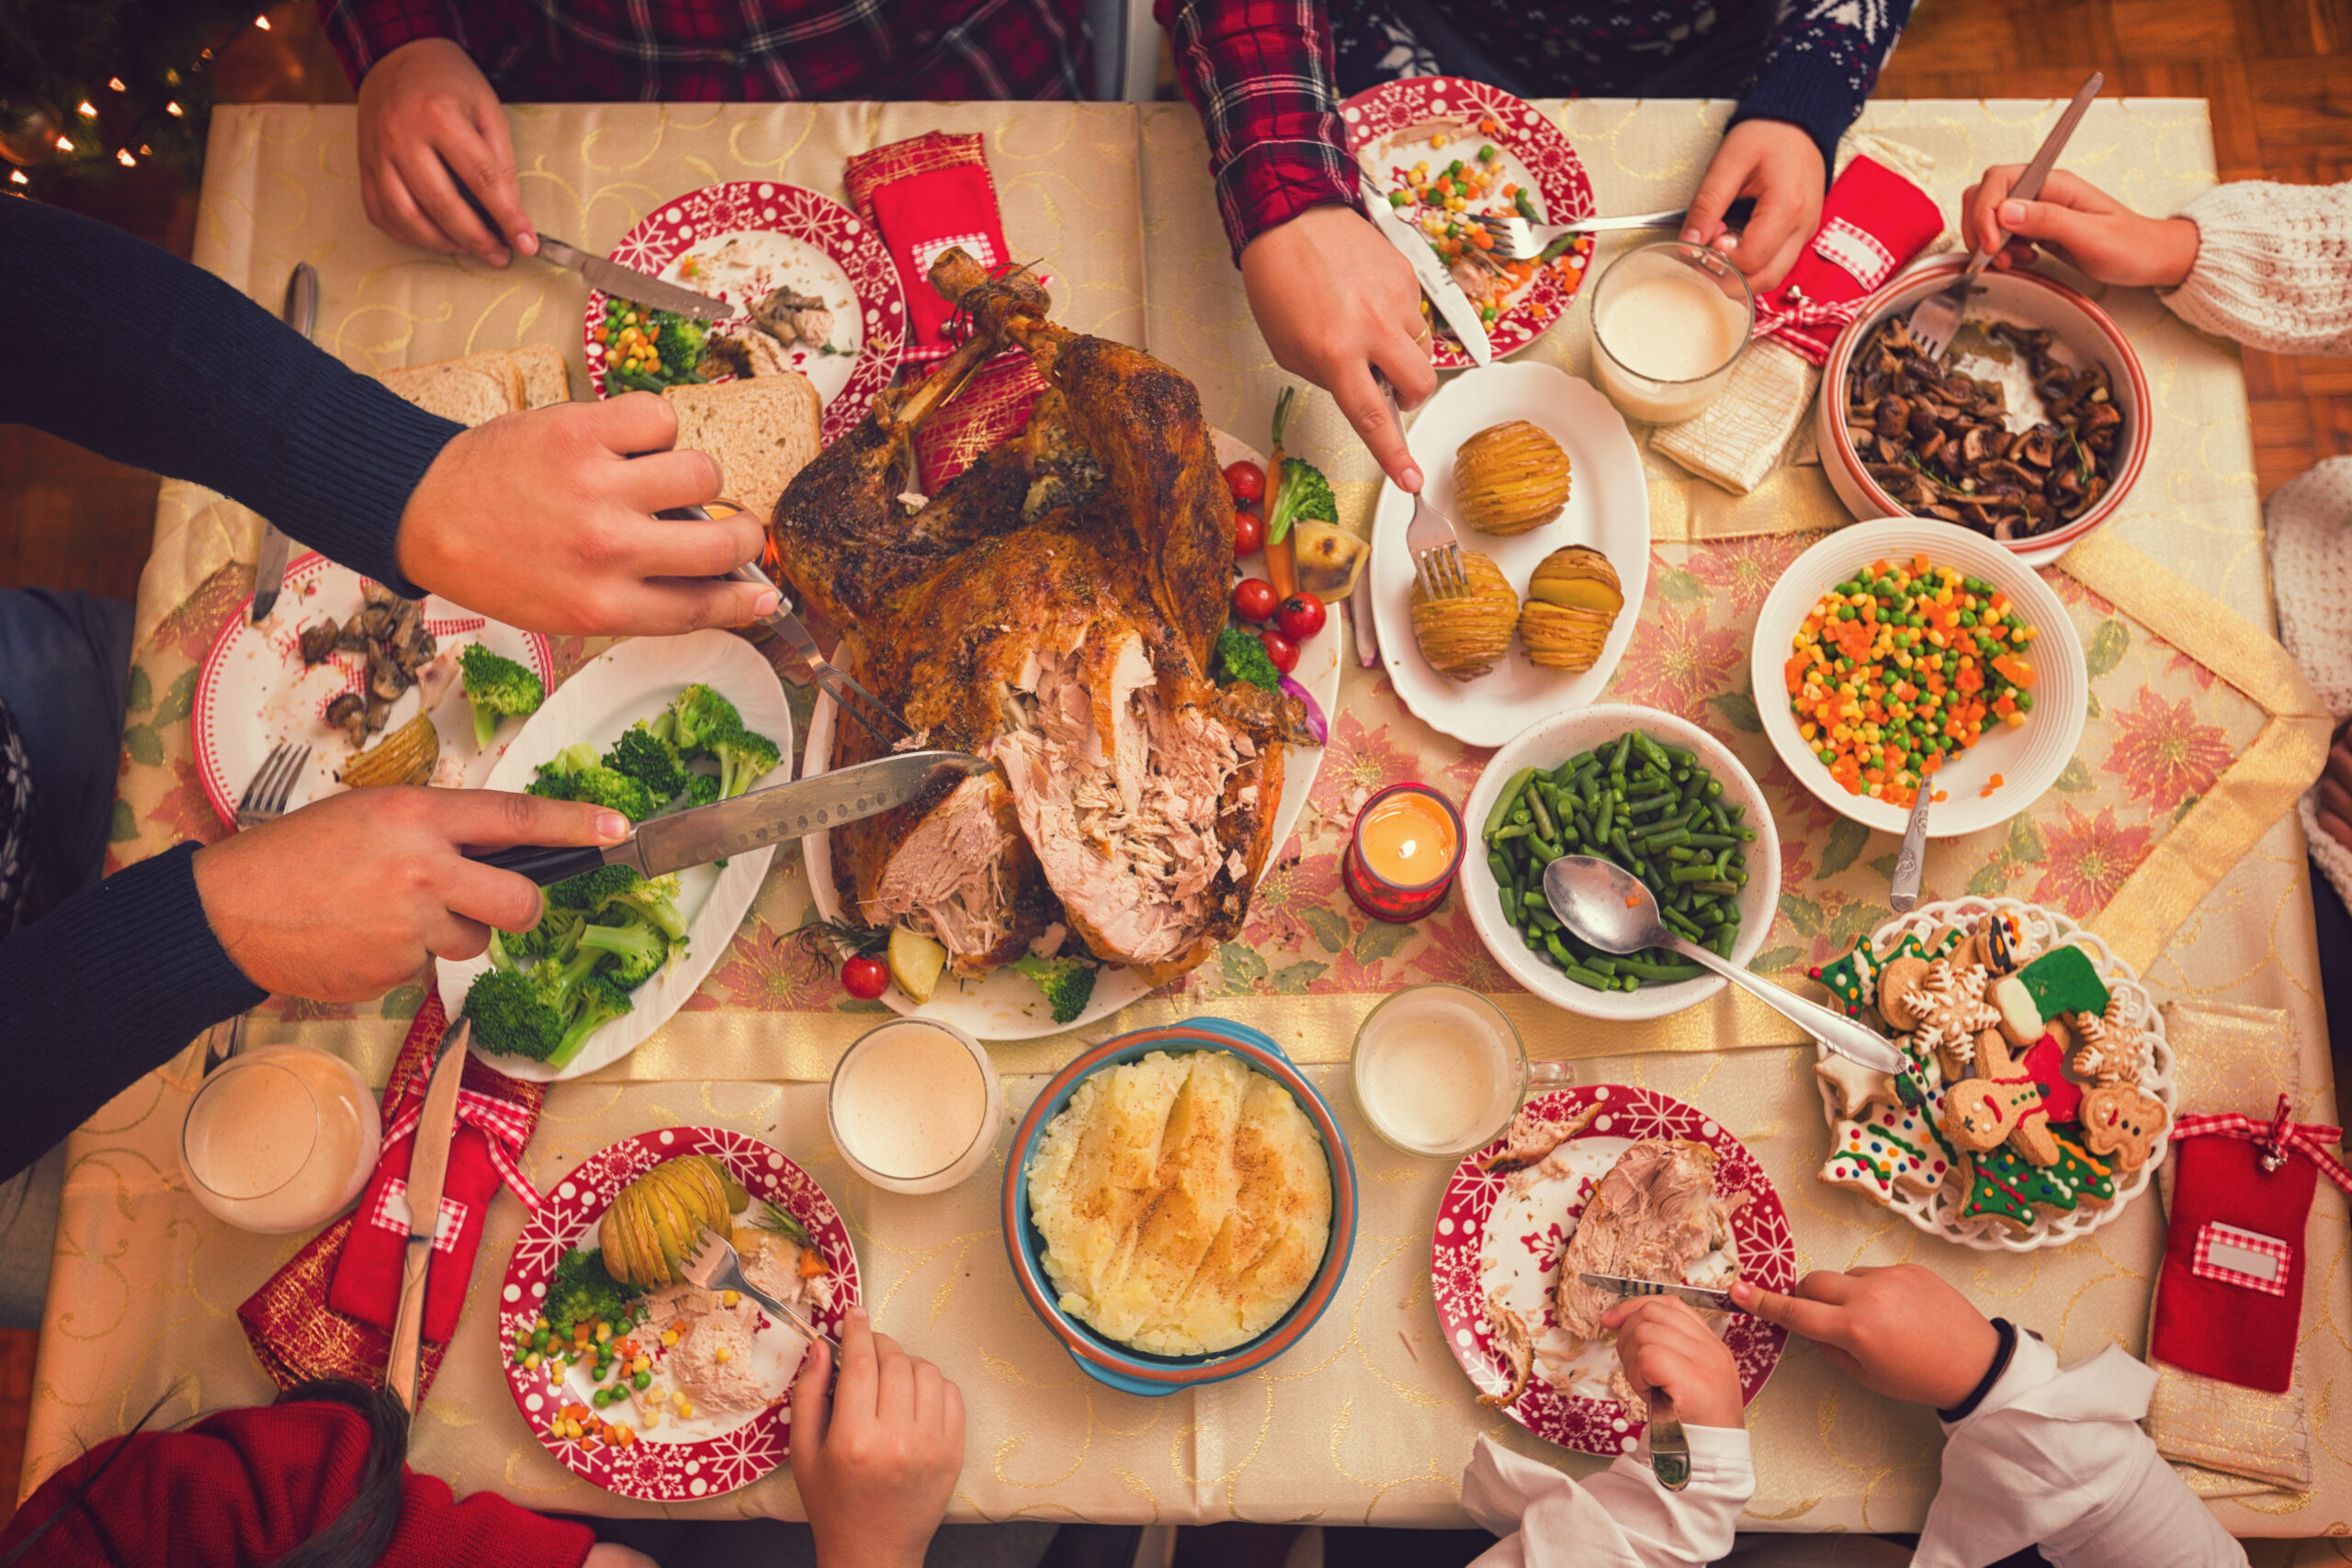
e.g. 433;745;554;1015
1344;783;1465;923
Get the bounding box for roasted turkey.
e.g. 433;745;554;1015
768;250;1306;987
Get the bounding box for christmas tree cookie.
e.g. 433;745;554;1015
1808;927;1963;1020
1958;1132;2116;1233
1820;1061;1958;1203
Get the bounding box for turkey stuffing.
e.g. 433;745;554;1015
768;250;1312;989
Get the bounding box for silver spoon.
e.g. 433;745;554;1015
1541;855;1908;1075
1890;786;1932;914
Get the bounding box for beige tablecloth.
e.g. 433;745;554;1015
28;98;2346;1542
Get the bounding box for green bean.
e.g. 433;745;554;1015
1641;826;1691;851
1692;880;1741;897
1532;835;1564;863
1492;824;1530;843
1559;962;1613;990
1521;889;1548;908
1525;785;1556;841
1661;906;1705;941
1685;832;1737;849
1485;768;1538;837
1624;793;1677;817
1610;733;1634;772
1632;731;1672;771
1615;956;1707;982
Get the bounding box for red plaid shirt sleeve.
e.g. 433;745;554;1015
316;0;467;85
1155;0;1357;262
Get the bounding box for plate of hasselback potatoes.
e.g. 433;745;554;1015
1370;361;1649;747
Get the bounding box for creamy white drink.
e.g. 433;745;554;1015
829;1020;1003;1194
181;1046;381;1234
1352;986;1535;1157
1591;242;1754;423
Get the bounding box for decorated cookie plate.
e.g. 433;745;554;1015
1808;896;2176;1253
584;181;905;441
499;1127;860;1501
1431;1085;1793;1456
1341;75;1597;368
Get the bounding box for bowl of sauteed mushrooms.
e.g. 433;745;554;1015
1818;258;2148;568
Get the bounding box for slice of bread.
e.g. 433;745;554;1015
380;351;526;426
511;344;572;409
662;374;824;523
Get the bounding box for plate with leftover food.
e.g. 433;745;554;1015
435;629;789;1081
583;181;904;441
1370;360;1648;746
194;553;555;829
1806;896;2175;1254
796;431;1341;1042
1342;75;1597;367
499;1128;858;1500
1431;1083;1793;1455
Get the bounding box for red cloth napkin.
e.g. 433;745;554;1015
912;351;1050;491
2150;1097;2352;1393
1751;154;1945;367
238;991;544;1397
844;131;1016;365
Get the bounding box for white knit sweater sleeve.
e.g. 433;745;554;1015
2159;181;2352;355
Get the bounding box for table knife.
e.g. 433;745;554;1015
452;179;737;321
468;751;992;885
386;1016;471;1414
1364;190;1493;367
250;264;316;623
1577;1273;1745;1315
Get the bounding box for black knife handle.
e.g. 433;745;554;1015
467;844;611;886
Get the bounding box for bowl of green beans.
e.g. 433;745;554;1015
1462;705;1781;1021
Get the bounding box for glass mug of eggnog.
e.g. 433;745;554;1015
1351;984;1569;1158
1589;240;1755;424
180;1045;383;1234
829;1018;1005;1195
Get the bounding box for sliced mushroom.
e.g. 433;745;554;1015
298;621;340;666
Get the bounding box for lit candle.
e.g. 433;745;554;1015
1344;784;1465;922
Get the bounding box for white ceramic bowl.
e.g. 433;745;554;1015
1748;518;2086;839
1460;705;1780;1022
1816;256;2150;570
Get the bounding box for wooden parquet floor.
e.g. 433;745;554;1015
0;0;2346;1536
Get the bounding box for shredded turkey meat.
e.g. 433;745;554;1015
861;772;1023;969
1477;1289;1536;1409
1552;1139;1738;1343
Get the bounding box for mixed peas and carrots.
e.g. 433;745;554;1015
1379;118;1579;326
1783;557;2039;807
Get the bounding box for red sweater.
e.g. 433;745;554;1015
0;1401;592;1568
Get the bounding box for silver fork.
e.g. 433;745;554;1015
682;1224;841;1355
204;739;313;1070
1905;71;2102;360
1377;374;1469;601
1473;207;1689;262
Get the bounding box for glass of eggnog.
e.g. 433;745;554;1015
829;1018;1004;1195
1351;985;1569;1158
180;1045;382;1234
1589;240;1755;424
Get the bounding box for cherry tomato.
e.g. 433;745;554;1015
1259;627;1300;674
1232;578;1278;625
841;954;888;1000
1231;508;1266;558
1274;593;1327;641
1223;460;1266;506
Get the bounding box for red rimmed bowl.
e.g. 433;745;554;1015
1001;1020;1358;1398
1816;256;2150;570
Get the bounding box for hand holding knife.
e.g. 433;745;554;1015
452;180;736;321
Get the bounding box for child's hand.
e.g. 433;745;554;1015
1730;1264;2001;1409
791;1308;966;1568
1601;1296;1745;1429
1960;166;2200;289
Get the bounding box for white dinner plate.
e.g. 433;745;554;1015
1370;362;1650;747
437;630;790;1080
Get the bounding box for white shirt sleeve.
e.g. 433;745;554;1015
1915;1336;2247;1568
1463;1426;1754;1568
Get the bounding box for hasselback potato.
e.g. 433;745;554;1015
597;1155;751;1290
338;711;439;787
1454;421;1571;536
1409;552;1520;682
1519;545;1623;671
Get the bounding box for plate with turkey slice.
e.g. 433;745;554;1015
797;433;1340;1042
1430;1084;1792;1455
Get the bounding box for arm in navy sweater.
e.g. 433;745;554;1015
1732;0;1917;180
0;195;460;593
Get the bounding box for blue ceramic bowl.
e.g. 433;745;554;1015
1001;1018;1359;1397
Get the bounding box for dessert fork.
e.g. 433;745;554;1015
682;1224;841;1355
1377;374;1468;601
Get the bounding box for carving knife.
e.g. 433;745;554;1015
452;180;738;321
1577;1273;1745;1315
386;1016;472;1413
1363;180;1493;366
250;264;315;623
466;750;993;885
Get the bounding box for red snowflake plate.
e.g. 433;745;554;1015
1431;1085;1793;1455
583;181;904;443
499;1126;861;1501
194;552;553;830
1341;76;1597;368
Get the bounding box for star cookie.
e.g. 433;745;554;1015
1815;1052;1902;1119
1909;959;1998;1077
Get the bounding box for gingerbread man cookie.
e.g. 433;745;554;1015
2068;997;2144;1087
1940;1030;2061;1167
2078;1083;2167;1172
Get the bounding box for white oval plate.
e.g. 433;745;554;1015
1747;517;2086;838
1370;362;1650;749
1459;704;1780;1021
799;433;1339;1041
194;553;554;829
437;631;790;1080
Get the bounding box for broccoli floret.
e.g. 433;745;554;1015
605;723;691;800
458;643;545;749
669;683;743;754
711;724;781;798
555;973;635;1064
610;872;687;942
497;905;585;966
1011;953;1096;1025
1265;457;1337;548
464;967;567;1061
528;741;605;800
548;863;642;913
561;765;659;822
1214;625;1283;693
653;312;707;378
579;916;669;988
684;772;721;807
545;1247;636;1339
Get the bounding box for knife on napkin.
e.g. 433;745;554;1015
453;181;737;321
385;1016;471;1413
250;264;315;623
467;751;992;885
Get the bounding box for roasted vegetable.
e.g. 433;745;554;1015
888;927;948;1004
1454;421;1571;536
339;711;440;787
1213;624;1283;692
1409;552;1519;681
1291;521;1370;604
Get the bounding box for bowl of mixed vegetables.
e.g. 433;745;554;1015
1461;705;1780;1022
1749;518;2087;838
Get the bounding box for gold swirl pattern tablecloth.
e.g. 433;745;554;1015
30;100;2347;1540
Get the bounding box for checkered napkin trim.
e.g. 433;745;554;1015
382;1088;542;1210
2193;1221;2293;1296
2173;1099;2352;1197
1812;217;1898;293
367;1178;467;1257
